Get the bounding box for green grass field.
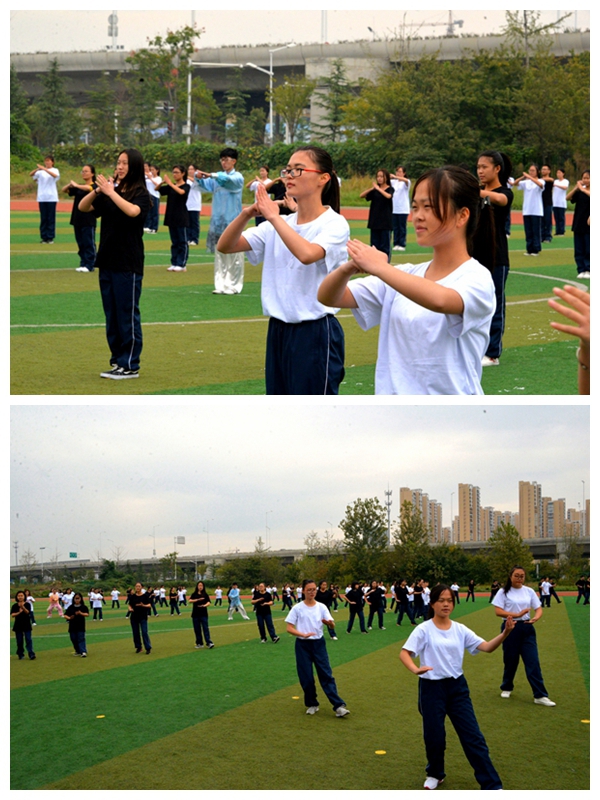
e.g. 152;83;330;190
10;211;587;394
10;597;589;790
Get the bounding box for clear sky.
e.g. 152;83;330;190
10;7;589;54
11;404;589;565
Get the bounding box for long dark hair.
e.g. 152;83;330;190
292;146;340;213
503;565;525;597
412;165;487;256
479;150;513;186
116;148;148;202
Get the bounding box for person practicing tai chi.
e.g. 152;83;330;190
285;579;350;717
194;148;244;294
401;583;514;790
227;583;250;620
218;146;349;395
318;165;495;395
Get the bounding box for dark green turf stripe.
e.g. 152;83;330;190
564;600;590;692
480;339;579;395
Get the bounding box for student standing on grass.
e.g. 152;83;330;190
318;166;495;396
144;164;162;234
169;586;181;616
475;150;514;368
491;566;556;707
24;590;36;625
190;581;214;649
552;169;569;236
466;579;476;603
513;165;544;256
159;165;190;272
30;155;60;244
194;148;244;295
227;583;250;620
11;591;36;661
401;583;514;790
64;592;89;657
111;587;120;609
63;164;97;273
218;146;350;395
540;165;554;243
186;164;202;246
365;579;386;630
566;171;590;278
128;582;152;654
47;588;63;618
316;581;338;639
391;166;411;251
360;169;395;260
343;581;368;634
251;583;280;643
285;579;350;717
78;148;151;381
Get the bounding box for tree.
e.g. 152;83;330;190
160;552;179;582
85;73;124;145
311;59;355;143
270;74;317;143
487;523;534;582
10;64;36;158
502;10;572;68
392;501;432;580
123;25;218;145
26;58;81;150
19;549;37;581
558;533;588;583
339;497;388;578
222;68;266;146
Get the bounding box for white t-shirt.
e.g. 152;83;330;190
518;180;543;216
186;178;202;212
540;581;551;596
422;586;431;606
391;178;411;214
146;175;162;198
243;207;350;323
492;585;540;621
403;619;483;680
34;168;60;202
349;258;495;395
285;601;333;640
552;179;569;208
111;590;120;601
90;591;103;609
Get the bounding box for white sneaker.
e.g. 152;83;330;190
424;777;443;790
75;267;93;272
482;356;500;367
335;706;350;717
578;272;590;278
306;706;319;715
500;691;511;699
534;696;556;707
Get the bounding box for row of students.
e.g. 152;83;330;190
77;145;587;391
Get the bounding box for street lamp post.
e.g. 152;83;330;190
268;43;296;145
39;546;46;584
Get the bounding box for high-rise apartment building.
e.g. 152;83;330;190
457;483;481;542
518;481;542;538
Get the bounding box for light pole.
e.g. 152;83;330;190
268;43;296;145
39;546;46;584
265;510;273;549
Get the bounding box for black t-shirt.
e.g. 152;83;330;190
316;589;333;608
473;186;513;270
367;587;385;608
159;183;190;227
269;180;293;216
11;602;33;632
67;185;97;227
345;588;364;607
65;603;89;631
190;590;211;617
252;590;273;616
93;186;151;274
570;189;590;235
129;592;151;620
366;186;394;230
542;178;554;207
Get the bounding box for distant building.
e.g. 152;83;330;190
518;480;542;539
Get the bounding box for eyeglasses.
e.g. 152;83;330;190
280;168;324;178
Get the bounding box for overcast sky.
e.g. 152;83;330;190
10;404;589;565
10;7;589;54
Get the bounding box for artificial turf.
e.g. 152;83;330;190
10;597;589;790
11;211;588;395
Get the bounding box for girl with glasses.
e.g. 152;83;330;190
218;146;349;394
